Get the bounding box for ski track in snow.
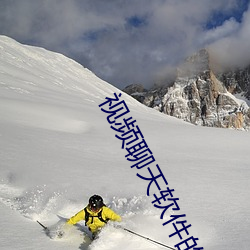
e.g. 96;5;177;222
0;99;91;134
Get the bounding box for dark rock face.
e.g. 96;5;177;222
218;66;250;99
123;84;147;103
123;49;250;130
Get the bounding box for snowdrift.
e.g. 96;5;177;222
0;36;250;250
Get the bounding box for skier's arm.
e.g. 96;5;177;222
104;207;122;222
67;209;85;225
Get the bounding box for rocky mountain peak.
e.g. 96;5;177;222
123;49;250;130
177;48;210;78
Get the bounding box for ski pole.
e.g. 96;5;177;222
122;227;176;250
37;220;48;231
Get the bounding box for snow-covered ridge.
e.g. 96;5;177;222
0;35;143;107
0;35;151;133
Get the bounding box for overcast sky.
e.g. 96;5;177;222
0;0;249;89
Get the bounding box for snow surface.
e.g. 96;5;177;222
0;35;250;250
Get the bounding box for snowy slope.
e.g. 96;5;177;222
0;36;250;250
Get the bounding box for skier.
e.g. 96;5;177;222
66;194;121;239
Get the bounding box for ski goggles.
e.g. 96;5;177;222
90;205;101;212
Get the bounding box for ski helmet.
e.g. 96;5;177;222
89;195;104;210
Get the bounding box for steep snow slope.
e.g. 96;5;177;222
0;36;249;250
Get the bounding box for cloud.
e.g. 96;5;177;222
0;0;249;88
200;18;240;45
208;3;250;68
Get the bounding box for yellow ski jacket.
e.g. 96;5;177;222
67;206;121;233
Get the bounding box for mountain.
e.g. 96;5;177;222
123;49;250;130
0;36;250;250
